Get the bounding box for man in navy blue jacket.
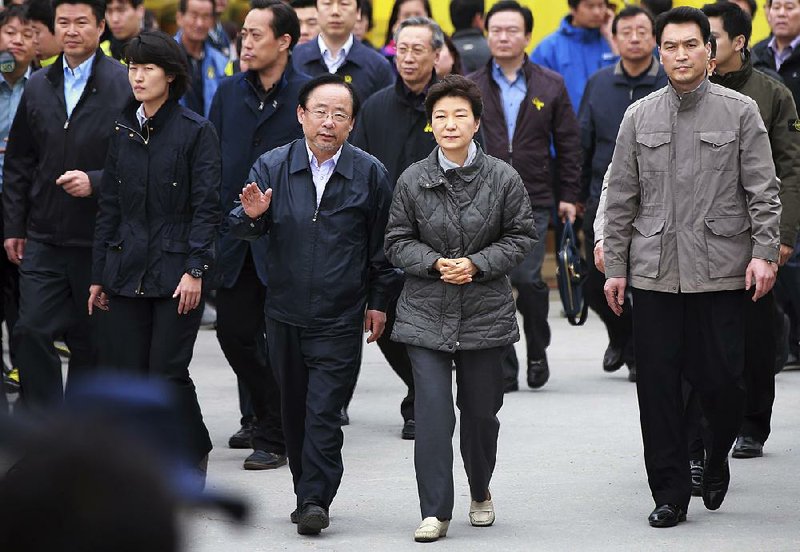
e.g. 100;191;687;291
229;75;396;536
209;0;310;471
578;6;667;381
291;0;393;102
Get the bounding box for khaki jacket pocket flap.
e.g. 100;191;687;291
699;131;736;148
636;132;671;148
632;217;666;237
705;216;750;237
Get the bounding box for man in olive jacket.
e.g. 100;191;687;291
603;8;781;527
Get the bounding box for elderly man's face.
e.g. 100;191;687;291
297;83;355;155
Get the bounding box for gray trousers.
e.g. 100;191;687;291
406;345;505;520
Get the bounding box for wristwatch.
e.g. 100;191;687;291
186;268;204;279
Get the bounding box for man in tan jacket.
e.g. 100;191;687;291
603;7;781;528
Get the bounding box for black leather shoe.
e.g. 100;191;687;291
732;435;763;459
228;422;253;449
648;504;686;528
504;379;519;393
340;407;350;426
290;509;299;524
627;364;637;382
243;450;287;470
527;359;550;389
402;419;415;440
297;504;330;535
690;460;703;497
702;458;730;511
603;344;624;372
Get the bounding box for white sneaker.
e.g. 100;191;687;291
414;517;449;542
469;497;495;527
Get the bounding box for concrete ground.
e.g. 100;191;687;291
183;300;800;551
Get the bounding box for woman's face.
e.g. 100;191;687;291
430;95;480;155
128;62;173;106
393;0;428;32
435;45;455;78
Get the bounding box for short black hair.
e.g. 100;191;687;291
449;0;484;32
702;1;752;48
251;0;301;50
612;6;655;35
0;3;30;28
567;0;593;9
124;31;190;99
178;0;215;15
425;74;483;122
106;0;144;9
709;32;717;57
641;0;672;17
298;73;360;119
53;0;107;25
384;0;432;47
27;0;55;34
718;0;756;16
360;0;374;29
289;0;316;9
485;0;533;35
655;6;711;46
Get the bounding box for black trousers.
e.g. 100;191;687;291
0;198;20;368
406;344;505;520
632;289;746;510
266;317;361;510
583;198;634;358
376;296;415;421
14;240;98;410
97;295;212;463
685;290;779;451
216;256;284;454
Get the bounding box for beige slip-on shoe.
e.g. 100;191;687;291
469;497;495;527
414;517;450;542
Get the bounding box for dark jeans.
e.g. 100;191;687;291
14;240;98;410
216;256;284;454
266;317;362;510
633;289;745;510
583;198;634;358
406;344;505;520
505;207;551;382
97;295;212;463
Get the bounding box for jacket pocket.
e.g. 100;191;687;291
705;215;751;278
102;239;124;288
699;131;737;171
630;216;666;278
636;132;671;172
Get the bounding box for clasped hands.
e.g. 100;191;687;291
434;257;478;285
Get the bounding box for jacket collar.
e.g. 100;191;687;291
394;70;436;109
120;97;180;130
559;16;603;43
668;75;709;111
710;50;753;91
612;56;660;79
46;48;106;87
420;142;485;188
304;35;367;68
289;138;355;180
452;28;484;39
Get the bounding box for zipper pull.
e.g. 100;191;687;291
258;101;264;111
63;120;69;130
312;205;320;222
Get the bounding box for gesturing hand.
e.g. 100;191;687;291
239;182;272;219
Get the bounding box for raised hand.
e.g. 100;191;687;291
239;182;273;219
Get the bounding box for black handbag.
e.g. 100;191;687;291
555;220;589;326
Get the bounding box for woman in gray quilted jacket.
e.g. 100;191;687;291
384;75;536;543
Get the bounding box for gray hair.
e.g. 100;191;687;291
394;16;445;51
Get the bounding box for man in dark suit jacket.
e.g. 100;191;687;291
209;0;310;471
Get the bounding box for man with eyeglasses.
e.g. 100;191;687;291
228;74;396;536
469;0;581;392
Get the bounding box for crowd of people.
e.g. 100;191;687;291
0;0;799;543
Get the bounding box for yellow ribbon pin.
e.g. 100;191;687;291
532;97;544;111
207;66;215;79
344;75;353;83
423;123;432;133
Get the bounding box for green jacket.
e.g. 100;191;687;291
711;52;800;247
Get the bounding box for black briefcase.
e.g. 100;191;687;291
555;220;589;326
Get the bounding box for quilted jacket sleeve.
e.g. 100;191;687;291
384;173;442;279
468;169;537;281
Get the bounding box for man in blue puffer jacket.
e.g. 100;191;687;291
531;0;618;110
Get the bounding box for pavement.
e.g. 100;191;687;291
183;299;800;551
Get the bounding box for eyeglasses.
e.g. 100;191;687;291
306;108;351;123
396;45;431;58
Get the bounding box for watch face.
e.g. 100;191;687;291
189;269;203;278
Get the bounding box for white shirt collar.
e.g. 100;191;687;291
306;141;343;169
318;33;354;60
62;53;96;78
438;141;478;171
135;103;148;129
